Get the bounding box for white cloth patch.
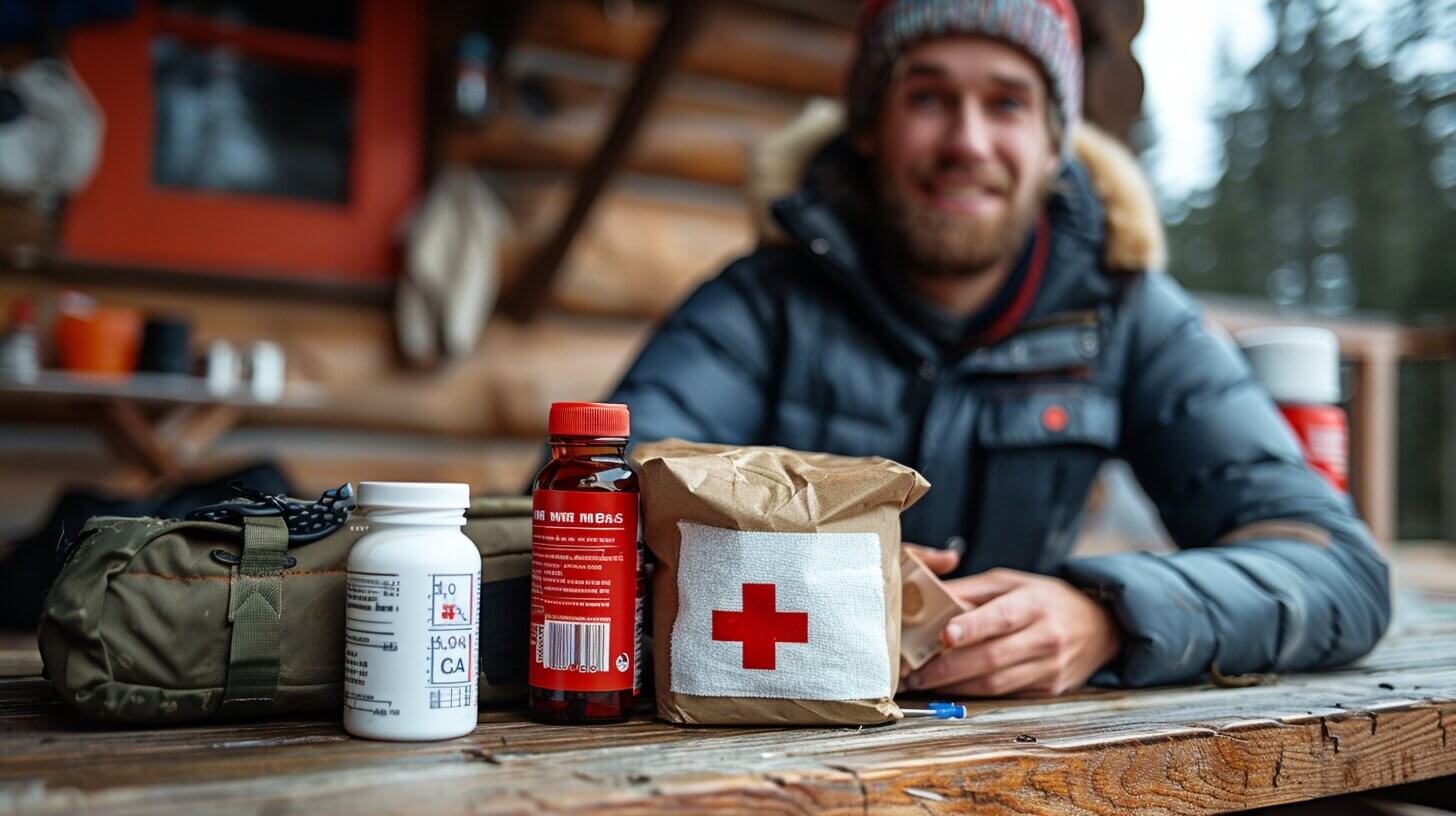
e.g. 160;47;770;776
671;522;890;700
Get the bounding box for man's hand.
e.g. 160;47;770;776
903;542;960;576
903;566;1122;697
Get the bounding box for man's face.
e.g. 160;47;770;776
862;36;1061;277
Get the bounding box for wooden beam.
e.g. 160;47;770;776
155;403;245;465
496;177;752;318
503;0;708;321
1073;0;1146;144
1207;301;1456;362
1351;353;1399;543
94;400;179;480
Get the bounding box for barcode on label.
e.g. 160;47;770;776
540;620;609;672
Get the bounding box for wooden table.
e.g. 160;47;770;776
2;591;1454;814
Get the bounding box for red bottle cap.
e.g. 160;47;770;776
549;402;630;438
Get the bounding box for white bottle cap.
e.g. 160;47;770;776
357;481;470;510
1236;326;1341;405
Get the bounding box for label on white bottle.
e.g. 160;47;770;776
344;568;480;735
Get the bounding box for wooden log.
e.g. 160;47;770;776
521;0;1149;144
1073;0;1147;144
444;47;801;188
445;91;776;188
518;0;851;98
504;0;708;321
447;107;755;188
496;176;754;319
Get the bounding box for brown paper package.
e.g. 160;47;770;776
635;439;930;726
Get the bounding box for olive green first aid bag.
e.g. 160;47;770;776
37;496;532;724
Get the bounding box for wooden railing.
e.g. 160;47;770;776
1204;297;1456;543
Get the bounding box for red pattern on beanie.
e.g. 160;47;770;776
1039;0;1081;48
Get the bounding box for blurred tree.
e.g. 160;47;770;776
1166;0;1455;317
1157;0;1456;538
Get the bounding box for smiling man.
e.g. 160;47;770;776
607;0;1390;695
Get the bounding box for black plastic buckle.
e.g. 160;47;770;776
187;482;354;545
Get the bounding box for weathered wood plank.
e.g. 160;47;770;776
0;634;41;679
3;588;1454;815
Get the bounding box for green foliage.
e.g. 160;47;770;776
1163;0;1455;319
1153;0;1456;538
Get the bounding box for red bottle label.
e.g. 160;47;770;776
529;489;640;693
1279;403;1348;493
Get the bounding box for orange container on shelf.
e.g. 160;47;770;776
54;293;143;376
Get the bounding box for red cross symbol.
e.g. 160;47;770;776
712;583;809;670
441;604;457;620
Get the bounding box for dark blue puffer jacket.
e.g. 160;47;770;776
607;136;1390;688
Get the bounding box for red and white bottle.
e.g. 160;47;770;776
1238;327;1348;493
528;402;642;724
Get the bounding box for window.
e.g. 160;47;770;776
61;0;422;284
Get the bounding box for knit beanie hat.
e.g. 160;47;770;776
847;0;1083;153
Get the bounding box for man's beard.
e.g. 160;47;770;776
875;163;1051;279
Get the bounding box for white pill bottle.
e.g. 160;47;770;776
344;482;479;741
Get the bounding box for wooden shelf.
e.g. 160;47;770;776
0;370;324;410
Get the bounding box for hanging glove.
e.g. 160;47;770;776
397;167;511;366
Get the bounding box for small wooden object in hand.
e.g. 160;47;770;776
899;550;969;672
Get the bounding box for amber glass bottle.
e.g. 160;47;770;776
528;402;642;724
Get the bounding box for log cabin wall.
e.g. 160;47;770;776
0;0;1144;541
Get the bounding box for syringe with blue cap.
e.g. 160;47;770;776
901;701;966;719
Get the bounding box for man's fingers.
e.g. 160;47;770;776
932;657;1060;698
942;568;1028;606
907;628;1052;690
941;589;1038;648
903;543;960;576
